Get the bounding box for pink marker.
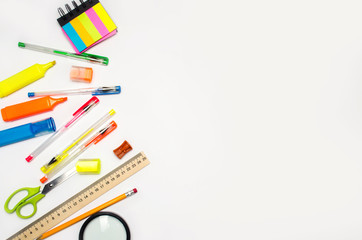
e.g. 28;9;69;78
26;97;99;162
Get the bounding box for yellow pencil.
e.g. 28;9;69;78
37;188;137;239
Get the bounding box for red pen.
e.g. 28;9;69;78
26;97;100;162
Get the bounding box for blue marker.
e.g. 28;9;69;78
0;118;56;147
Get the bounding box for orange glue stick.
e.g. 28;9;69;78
1;96;67;122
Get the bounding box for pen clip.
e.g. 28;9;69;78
85;121;117;147
92;86;121;95
80;53;109;66
64;97;99;128
73;96;99;116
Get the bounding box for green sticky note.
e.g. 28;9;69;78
77;12;102;42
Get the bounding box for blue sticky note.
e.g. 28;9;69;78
62;23;87;52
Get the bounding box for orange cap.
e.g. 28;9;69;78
70;66;93;83
85;121;117;147
40;176;48;184
1;96;67;121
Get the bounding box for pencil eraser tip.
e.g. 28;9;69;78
59;97;68;102
133;188;137;193
26;155;33;162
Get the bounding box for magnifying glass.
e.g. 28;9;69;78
79;212;131;240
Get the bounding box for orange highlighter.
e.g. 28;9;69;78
1;96;67;122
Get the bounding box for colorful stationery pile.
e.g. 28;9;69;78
1;1;150;239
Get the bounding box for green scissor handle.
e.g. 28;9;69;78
4;186;45;219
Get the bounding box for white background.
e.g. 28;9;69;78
1;0;362;239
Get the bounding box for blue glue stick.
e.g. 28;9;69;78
0;117;56;147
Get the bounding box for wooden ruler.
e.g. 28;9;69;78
6;152;150;240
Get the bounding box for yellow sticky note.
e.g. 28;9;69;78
93;3;117;32
78;12;102;42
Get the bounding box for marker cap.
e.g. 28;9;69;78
40;176;48;184
76;159;101;174
0;117;56;148
73;96;99;116
31;117;57;137
85;121;117;147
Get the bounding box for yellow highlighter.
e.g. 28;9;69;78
0;61;55;98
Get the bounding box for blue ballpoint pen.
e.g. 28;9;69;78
28;86;121;97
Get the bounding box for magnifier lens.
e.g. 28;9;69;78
80;212;130;240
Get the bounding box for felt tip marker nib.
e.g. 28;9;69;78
42;61;56;71
26;155;34;162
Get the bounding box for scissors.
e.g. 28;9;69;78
4;171;71;219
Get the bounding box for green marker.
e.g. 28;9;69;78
18;42;109;66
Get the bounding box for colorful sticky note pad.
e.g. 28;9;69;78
57;0;117;53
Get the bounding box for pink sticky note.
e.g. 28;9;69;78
86;8;109;37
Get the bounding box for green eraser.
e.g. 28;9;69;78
18;42;25;48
